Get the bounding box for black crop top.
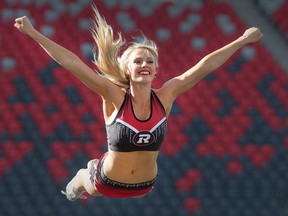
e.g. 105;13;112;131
106;89;168;152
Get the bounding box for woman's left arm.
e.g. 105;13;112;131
162;27;263;100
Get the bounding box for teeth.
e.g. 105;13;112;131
139;71;149;75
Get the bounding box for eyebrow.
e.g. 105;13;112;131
134;56;154;60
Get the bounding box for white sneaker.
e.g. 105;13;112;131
61;176;87;201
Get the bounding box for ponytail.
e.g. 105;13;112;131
91;5;129;86
91;5;159;87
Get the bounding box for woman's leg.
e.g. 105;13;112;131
61;159;103;201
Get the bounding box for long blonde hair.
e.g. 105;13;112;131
91;5;158;87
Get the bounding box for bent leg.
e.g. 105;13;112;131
76;159;102;197
62;159;102;201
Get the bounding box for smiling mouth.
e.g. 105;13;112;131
139;71;150;75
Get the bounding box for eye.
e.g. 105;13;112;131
134;59;142;64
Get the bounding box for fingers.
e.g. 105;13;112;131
243;27;263;42
14;16;25;29
14;16;35;34
15;16;26;24
14;16;29;27
247;27;260;35
14;22;21;29
251;27;262;36
252;27;263;40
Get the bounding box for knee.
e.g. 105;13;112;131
87;159;99;169
76;168;87;176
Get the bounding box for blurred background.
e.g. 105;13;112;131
1;0;288;215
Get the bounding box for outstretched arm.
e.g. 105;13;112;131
162;27;263;99
14;16;115;98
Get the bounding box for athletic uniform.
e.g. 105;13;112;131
106;89;167;152
90;89;168;198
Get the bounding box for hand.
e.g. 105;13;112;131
242;27;263;43
14;16;36;36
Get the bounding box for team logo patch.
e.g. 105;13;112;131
133;131;155;146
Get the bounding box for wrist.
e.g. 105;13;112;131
28;28;40;39
236;35;249;46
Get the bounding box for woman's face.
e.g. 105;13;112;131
126;48;157;84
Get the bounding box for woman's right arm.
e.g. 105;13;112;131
14;16;116;98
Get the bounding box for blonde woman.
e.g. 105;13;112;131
14;6;263;201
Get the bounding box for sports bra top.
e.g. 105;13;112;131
106;89;168;152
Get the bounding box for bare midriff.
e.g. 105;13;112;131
102;150;159;183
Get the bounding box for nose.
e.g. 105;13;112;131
141;61;148;67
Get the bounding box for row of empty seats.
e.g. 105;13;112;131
254;0;288;37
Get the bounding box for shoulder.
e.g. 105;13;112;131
154;87;175;117
104;85;127;108
102;87;127;124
